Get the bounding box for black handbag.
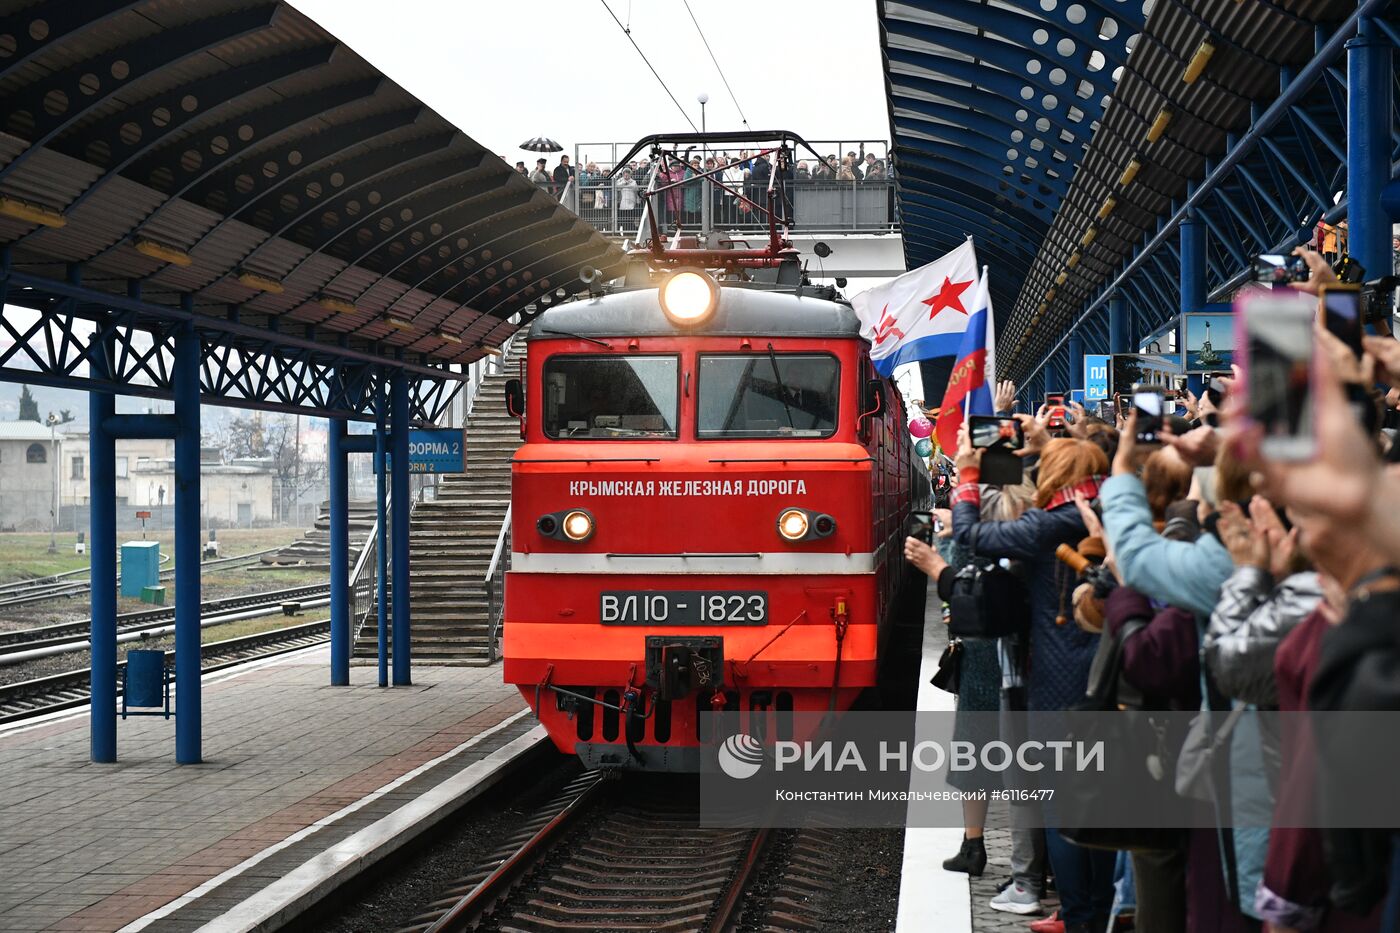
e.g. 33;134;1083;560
1058;617;1189;853
930;638;962;694
946;560;1030;639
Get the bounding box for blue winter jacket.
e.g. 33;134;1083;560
952;497;1097;711
1099;473;1231;617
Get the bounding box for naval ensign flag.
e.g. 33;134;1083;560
851;237;981;378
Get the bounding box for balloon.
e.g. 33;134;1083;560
908;416;933;438
914;438;933;457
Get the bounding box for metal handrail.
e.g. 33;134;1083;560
484;503;512;662
348;507;381;646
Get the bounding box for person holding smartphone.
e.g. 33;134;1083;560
947;424;1114;931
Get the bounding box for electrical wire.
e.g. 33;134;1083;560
596;0;699;131
680;0;751;129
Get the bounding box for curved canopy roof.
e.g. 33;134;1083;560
879;0;1149;318
0;0;624;366
881;0;1360;386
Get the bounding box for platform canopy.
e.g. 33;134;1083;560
880;0;1372;388
0;0;624;373
879;0;1149;318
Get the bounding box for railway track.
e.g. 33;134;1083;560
398;772;838;933
0;619;331;724
0;583;330;663
0;547;280;612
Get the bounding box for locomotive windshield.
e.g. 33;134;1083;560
697;353;839;438
542;355;679;438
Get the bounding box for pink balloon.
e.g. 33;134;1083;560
908;416;933;438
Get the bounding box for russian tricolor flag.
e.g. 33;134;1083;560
934;268;996;456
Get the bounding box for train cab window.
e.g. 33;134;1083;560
697;353;839;438
542;355;679;439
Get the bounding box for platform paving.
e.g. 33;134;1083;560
895;596;1063;933
0;648;538;932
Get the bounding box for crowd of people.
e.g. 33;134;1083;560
903;246;1400;933
512;147;890;230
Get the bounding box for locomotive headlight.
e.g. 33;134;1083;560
777;508;810;541
561;509;595;542
659;269;718;326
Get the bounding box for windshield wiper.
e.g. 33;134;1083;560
537;328;613;349
766;342;796;429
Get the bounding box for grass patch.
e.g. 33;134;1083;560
0;528;306;584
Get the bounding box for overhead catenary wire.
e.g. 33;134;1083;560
679;0;751;129
596;0;699;132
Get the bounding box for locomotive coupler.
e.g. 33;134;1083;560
645;635;724;701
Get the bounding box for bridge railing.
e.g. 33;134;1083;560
525;140;898;235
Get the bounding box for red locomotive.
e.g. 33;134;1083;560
500;133;929;769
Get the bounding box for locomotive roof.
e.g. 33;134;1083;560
526;285;864;340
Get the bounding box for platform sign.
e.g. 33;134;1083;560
406;429;465;473
1084;354;1110;402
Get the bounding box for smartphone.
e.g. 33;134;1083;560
968;415;1025;451
1203;371;1231;406
1253;253;1308;285
908;511;936;544
1132;385;1164;444
1238;290;1316;461
1319;284;1363;356
1045;393;1066;429
1098;399;1115;421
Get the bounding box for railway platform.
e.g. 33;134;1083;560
0;649;540;933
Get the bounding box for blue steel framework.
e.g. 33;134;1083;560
880;0;1148;319
882;0;1397;408
0;0;622;764
1018;3;1398;404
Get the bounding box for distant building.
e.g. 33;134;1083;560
52;433;276;531
0;420;60;531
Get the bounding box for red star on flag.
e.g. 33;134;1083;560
922;276;974;320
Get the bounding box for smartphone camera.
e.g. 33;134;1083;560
1320;285;1363;356
1045;393;1067;429
1239;291;1316;462
1203;371;1231;406
908;511;936;544
1131;384;1164;444
1252;253;1308;285
969;415;1025;451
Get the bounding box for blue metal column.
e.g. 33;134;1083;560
1067;335;1085;392
1348;15;1393;284
1180;211;1207;316
328;418;349;686
89;389;116;763
1109;295;1131;354
375;384;389;688
173;321;201;764
390;369;412;686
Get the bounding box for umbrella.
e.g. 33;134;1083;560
520;137;563;153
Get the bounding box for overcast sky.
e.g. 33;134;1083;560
287;0;892;161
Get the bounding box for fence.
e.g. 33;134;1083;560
522;140;897;235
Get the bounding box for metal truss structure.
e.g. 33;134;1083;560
880;0;1396;405
2;262;459;424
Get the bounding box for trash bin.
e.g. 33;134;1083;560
122;649;170;719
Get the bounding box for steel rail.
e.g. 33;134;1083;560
0;547;280;610
704;828;774;933
0;619;331;724
423;771;610;933
0;584;329;657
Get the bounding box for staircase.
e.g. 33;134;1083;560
260;500;375;568
353;341;526;665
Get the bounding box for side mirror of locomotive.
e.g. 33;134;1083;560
504;378;525;418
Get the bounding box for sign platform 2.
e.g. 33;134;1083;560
385;428;466;474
